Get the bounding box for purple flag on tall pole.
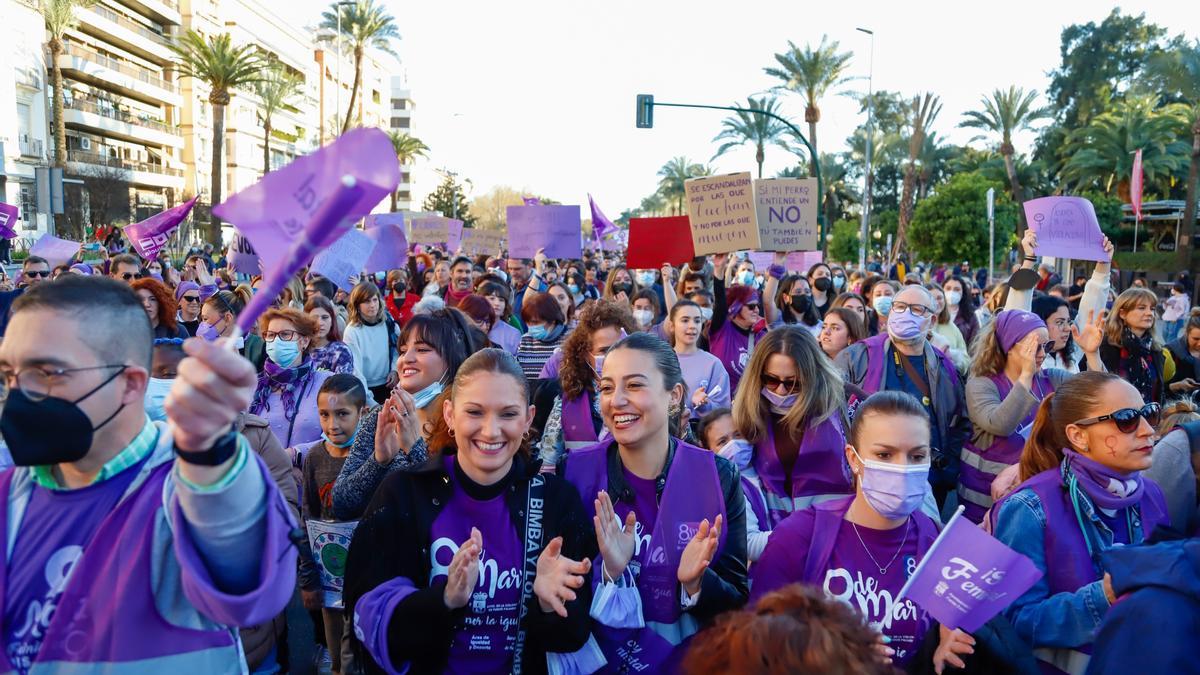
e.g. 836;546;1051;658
0;202;19;240
588;193;614;241
898;506;1043;632
125;196;198;260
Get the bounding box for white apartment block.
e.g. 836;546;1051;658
389;73;415;211
0;0;52;234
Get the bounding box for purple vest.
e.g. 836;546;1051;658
750;414;852;528
561;392;600;450
859;333;958;395
709;322;763;393
958;372;1053;523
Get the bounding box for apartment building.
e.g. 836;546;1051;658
0;0;52;233
389;74;416;211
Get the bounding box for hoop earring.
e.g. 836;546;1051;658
448;428;456;438
523;430;532;441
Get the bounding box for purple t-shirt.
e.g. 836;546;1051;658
429;477;523;674
618;468;660;581
823;519;929;667
5;462;143;673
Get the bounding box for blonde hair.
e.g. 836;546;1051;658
1159;399;1200;437
1105;288;1160;348
732;326;845;443
968;317;1007;378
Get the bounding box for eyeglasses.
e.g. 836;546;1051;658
181;295;200;303
0;364;127;402
24;270;50;278
891;301;934;317
762;373;801;393
263;329;300;342
120;272;144;281
743;303;761;312
1074;403;1161;434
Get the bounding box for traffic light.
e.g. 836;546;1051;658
636;94;654;129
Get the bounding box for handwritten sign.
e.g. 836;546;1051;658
409;216;463;248
0;202;19;239
684;172;759;255
228;234;261;275
506;204;583;259
1024;196;1110;262
311;228;376;292
461;228;506;256
754;178;819;251
29;234;81;267
626;216;695;269
363;214;408;272
307;519;359;609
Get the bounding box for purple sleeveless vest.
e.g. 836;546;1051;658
751;414;852;528
859;333;958;394
959;372;1053;523
799;496;940;585
709;322;763;393
561;391;600;449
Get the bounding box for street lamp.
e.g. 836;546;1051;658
334;0;356;135
856;27;874;271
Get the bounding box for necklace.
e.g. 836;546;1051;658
851;518;911;575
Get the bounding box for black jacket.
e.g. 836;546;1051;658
344;452;593;675
1098;340;1167;403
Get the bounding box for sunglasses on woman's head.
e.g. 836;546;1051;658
1074;403;1161;434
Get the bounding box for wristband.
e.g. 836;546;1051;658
175;428;240;466
1023;255;1037;263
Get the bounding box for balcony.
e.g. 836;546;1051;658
18;136;45;160
67;149;184;190
58;43;182;107
121;0;181;27
62;98;182;148
77;5;174;64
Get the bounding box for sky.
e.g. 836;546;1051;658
294;0;1197;215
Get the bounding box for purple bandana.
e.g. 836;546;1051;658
174;280;200;301
1064;449;1144;510
995;310;1046;353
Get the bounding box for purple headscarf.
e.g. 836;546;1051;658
174;280;200;301
995;309;1046;353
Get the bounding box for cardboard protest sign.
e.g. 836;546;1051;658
0;202;19;239
898;507;1042;632
307;519;359;608
125;196;197;260
461;228;506;256
363;214;408;272
29;234;81;267
506;204;583;259
748;251;775;271
1024;196;1110;262
754;178;819;251
228;234;261;274
311;228;376;291
684;172;759;255
626;216;695;269
446;219;464;252
409;216;463;248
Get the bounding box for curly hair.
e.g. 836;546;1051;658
130;278;179;331
559;299;636;401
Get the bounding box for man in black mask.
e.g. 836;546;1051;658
0;276;296;671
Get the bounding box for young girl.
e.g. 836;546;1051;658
751;391;975;672
698;407;770;562
345;349;598;673
560;332;748;673
670;300;730;422
342;282;399;405
818;307;866;361
305;295;356;375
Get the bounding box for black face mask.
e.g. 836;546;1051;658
790;295;812;314
0;367;128;466
813;277;832;293
613;283;632;296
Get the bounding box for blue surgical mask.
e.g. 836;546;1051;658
567;283;580;295
853;448;930;519
323;422;360;449
717;438;753;470
266;338;301;368
699;307;714;322
412;380;444;409
833;276;845;291
528;325;549;340
737;270;756;286
872;295;894;317
636;271;656;287
144;377;174;422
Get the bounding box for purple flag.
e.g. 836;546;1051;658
125;196;197;260
363;214;408;272
0;202;19;239
29;234;82;267
228;233;260;275
588;194;614;240
523;197;541;206
898;507;1043;632
1024;196;1110;262
507;205;582;259
311;228;375;292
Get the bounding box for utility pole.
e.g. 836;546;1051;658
856;27;874;271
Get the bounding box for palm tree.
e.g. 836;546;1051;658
40;0;96;168
320;0;399;134
764;36;853;177
386;130;429;210
639;193;667;217
1147;43;1200;265
656;156;708;215
916;133;955;199
895;94;942;257
1060;94;1190;196
711;96;791;178
171;31;265;242
960;86;1051;232
252;64;304;175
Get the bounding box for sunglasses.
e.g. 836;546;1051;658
1074;403;1161;434
743;303;761;312
121;272;144;281
24;270;50;278
762;373;800;393
181;294;200;303
1035;340;1057;354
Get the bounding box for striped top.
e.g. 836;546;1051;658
516;332;568;380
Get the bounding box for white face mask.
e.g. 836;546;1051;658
946;290;962;306
699;307;714;322
632;309;653;326
144;377;174;422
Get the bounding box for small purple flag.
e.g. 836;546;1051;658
523;197;541;206
898;507;1043;632
29;234;82;267
311;228;375;292
588;194;614;240
507;204;582;259
0;202;19;239
363;214;408;272
125;196;198;260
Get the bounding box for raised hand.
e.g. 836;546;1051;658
166;338;257;453
1020;229;1038;261
677;515;722;597
533;536;592;617
593;491;637;580
444;528;483;610
690;385;709;410
1013;333;1040;380
1071;309;1107;355
373;387;421;463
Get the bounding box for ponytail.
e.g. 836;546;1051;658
1019;394;1064;482
1017;371;1123;482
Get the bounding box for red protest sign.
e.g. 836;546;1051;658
626;216;696;269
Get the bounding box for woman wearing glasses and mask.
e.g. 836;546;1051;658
251;307;332;448
992;371;1170;674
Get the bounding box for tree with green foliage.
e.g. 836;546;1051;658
764;35;853;176
657;157;709;215
1147;41;1200;266
422;173;476;227
828;218;864;262
40;0;95;169
1060;94;1190;196
909;172;1016;267
711;96;792;178
252;64;304;175
320;0;400;133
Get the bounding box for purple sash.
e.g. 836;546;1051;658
751;415;851;528
561;392;600;448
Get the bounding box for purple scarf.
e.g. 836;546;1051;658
251;358;316;420
1064;449;1144;510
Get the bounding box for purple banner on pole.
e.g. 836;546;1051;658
0;202;19;239
29;234;81;267
363;214;408;272
589;193;614;241
506;204;582;259
899;507;1043;632
125;196;197;260
1024;196;1110;262
311;228;376;292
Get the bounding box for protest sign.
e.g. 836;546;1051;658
311;228;376;291
307;520;359;609
1024;196;1110;262
898;507;1043;632
754;178;819;251
626;216;695;269
409;216;463;248
0;202;19;239
29;234;81;267
461;227;506;256
748;251;774;271
446;219;464;252
363;214;408;272
684;172;759;255
787;250;824;273
507;204;583;259
125;196;197;260
228;234;261;274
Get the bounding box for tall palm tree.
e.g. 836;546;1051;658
711;96;791;178
1147;43;1200;265
657;156;707;215
386;130;429;210
252;64;303;175
320;0;399;134
1060;94;1190;196
171;31;264;242
916;133;955;199
960;86;1051;232
764;36;853;177
895;94;942;257
40;0;96;168
639;193;667;217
